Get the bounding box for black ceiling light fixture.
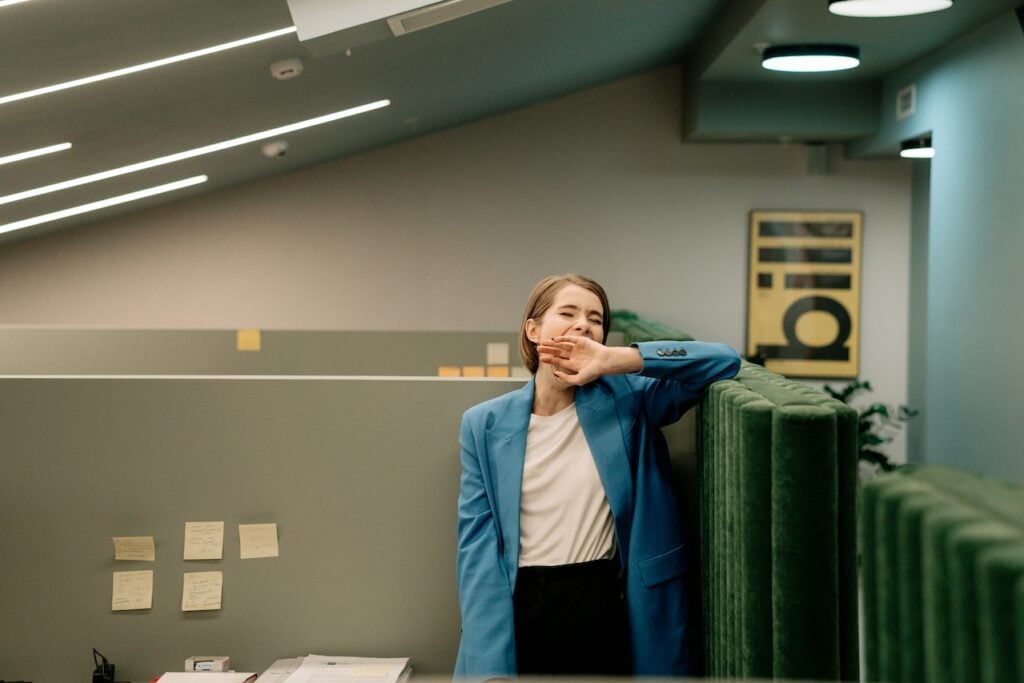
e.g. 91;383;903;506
900;135;935;159
828;0;953;18
761;44;860;72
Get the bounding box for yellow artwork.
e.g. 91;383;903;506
746;211;861;378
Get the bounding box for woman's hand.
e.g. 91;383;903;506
537;336;642;385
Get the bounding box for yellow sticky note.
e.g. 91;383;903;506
437;366;461;377
462;366;485;377
112;570;153;611
239;523;279;559
486;366;510;378
183;521;224;560
236;329;261;352
113;536;155;561
181;571;223;612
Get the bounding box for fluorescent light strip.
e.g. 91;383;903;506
0;0;33;6
0;175;207;236
0;99;390;207
0;142;72;166
0;26;297;107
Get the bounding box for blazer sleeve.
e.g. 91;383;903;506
454;413;517;677
628;340;741;428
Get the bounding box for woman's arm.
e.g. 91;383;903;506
538;336;740;426
629;340;740;426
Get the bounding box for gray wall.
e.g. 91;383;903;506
0;328;520;376
0;63;913;460
867;11;1024;478
0;376;518;682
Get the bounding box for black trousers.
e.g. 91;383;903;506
513;558;632;676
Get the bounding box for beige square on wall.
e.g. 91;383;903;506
112;570;153;611
113;535;155;561
183;521;224;560
182;571;223;612
239;523;279;559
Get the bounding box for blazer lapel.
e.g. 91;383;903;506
576;383;634;551
485;378;534;587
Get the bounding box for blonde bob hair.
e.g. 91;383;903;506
518;273;611;374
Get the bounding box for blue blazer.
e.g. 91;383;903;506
454;340;740;677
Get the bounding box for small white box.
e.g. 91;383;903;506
186;656;230;672
486;342;509;365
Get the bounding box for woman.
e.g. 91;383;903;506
454;274;740;677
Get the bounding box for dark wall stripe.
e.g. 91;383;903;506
759;222;853;238
758;248;852;264
785;274;852;290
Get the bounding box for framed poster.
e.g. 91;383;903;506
746;210;862;378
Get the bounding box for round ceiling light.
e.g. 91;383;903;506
900;136;935;159
828;0;953;18
761;44;860;73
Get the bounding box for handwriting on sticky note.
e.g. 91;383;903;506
181;571;223;611
113;536;155;561
183;521;224;560
112;570;153;611
239;523;279;559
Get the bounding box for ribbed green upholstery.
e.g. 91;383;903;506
697;362;858;680
608;310;694;345
861;466;1024;683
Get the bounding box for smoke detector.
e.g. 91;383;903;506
261;140;289;158
270;58;304;80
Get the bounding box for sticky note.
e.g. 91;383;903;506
239;523;279;559
113;536;155;561
486;366;510;378
462;366;485;377
181;571;223;612
112;570;153;611
486;342;510;365
183;521;224;560
236;329;261;352
437;366;461;377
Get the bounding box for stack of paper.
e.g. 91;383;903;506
156;673;257;682
280;655;411;683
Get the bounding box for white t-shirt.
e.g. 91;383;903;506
518;402;616;567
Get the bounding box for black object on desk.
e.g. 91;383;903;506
92;648;115;683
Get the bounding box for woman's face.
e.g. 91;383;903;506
526;283;606;345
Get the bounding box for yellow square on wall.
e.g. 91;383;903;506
236;329;262;352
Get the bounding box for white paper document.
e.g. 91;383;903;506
282;655;409;683
157;673;256;682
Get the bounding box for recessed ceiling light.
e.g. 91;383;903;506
900;135;935;159
0;142;72;166
0;176;208;236
828;0;953;18
762;44;861;72
0;26;297;107
0;99;390;207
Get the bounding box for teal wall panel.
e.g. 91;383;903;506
857;11;1024;479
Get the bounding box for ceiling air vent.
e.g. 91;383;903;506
387;0;512;36
896;84;916;121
